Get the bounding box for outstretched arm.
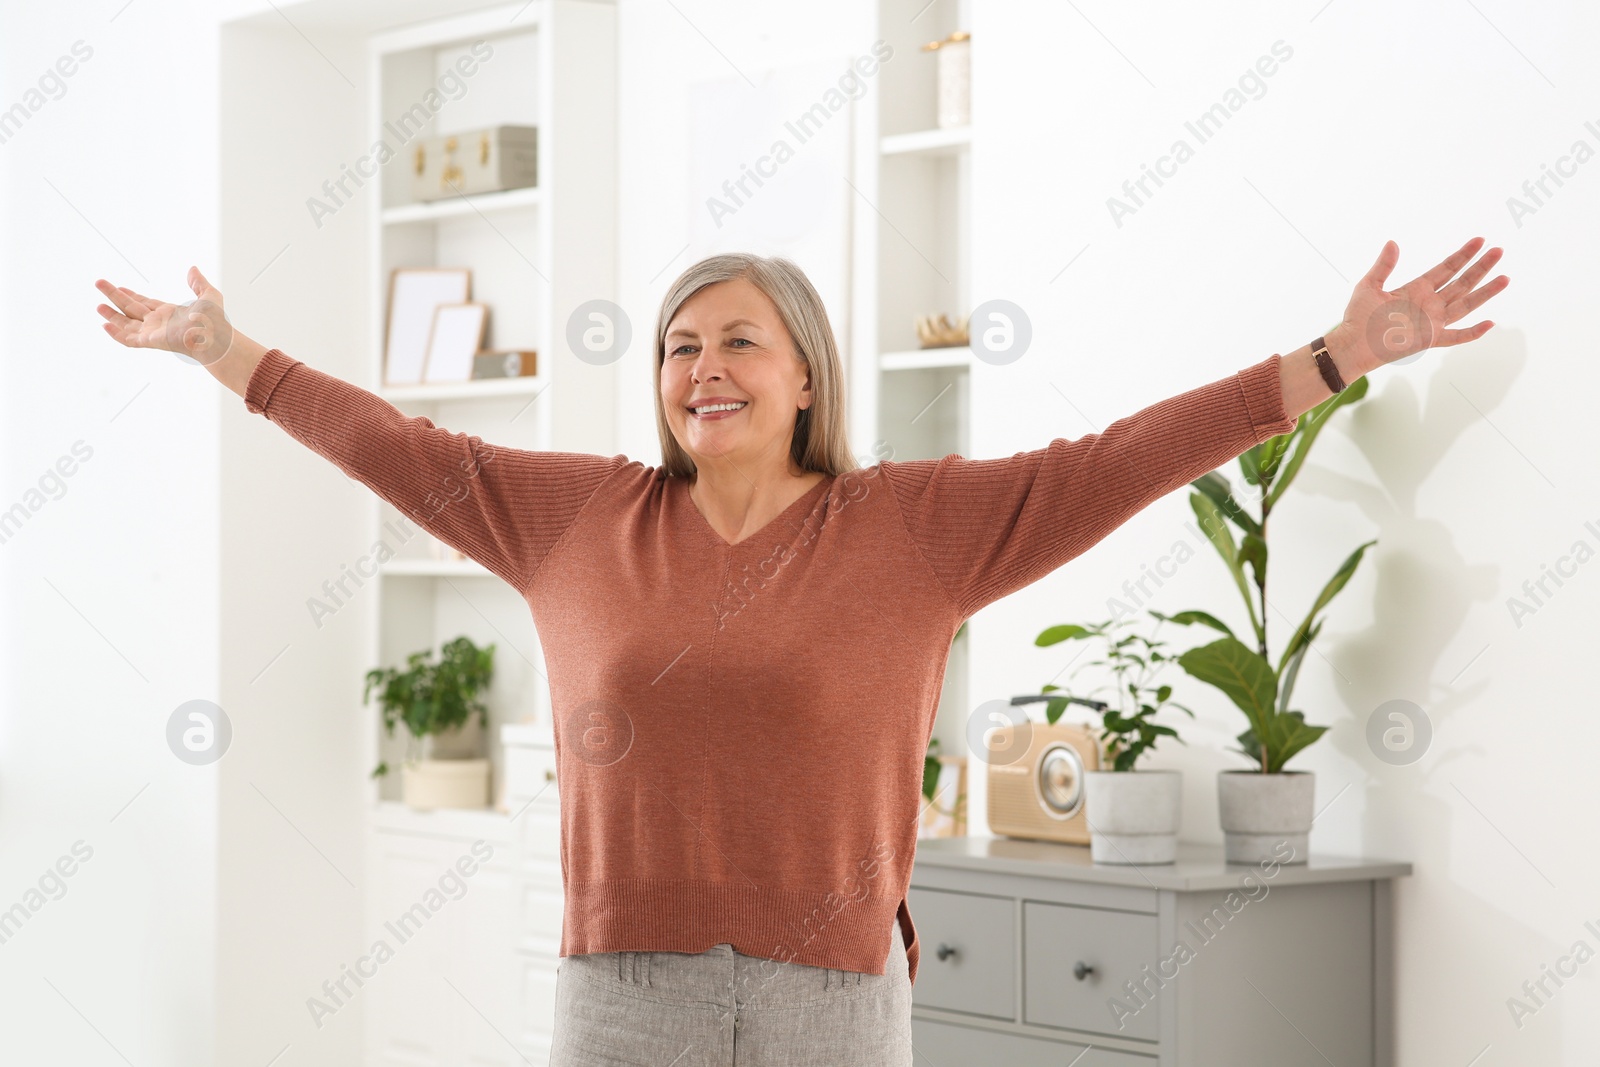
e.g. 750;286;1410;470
94;267;625;593
881;236;1510;619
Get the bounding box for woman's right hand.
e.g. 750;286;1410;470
95;266;267;399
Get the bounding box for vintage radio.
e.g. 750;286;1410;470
985;695;1105;845
411;124;538;202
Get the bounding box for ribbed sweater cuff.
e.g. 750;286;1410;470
1236;352;1299;441
244;348;301;415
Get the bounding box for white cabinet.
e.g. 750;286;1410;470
909;837;1411;1066
366;792;555;1067
505;726;563;1061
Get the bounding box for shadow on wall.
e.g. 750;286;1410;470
1303;328;1564;1063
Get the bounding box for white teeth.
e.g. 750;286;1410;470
692;402;747;414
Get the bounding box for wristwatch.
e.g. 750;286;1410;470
1310;336;1346;394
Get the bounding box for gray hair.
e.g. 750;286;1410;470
651;253;858;479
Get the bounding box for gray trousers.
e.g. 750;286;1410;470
550;919;913;1066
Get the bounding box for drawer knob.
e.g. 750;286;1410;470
1073;961;1095;981
544;769;555;782
935;942;958;962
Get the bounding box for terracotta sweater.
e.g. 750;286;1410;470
243;347;1297;985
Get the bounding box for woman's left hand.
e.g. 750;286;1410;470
1330;236;1509;376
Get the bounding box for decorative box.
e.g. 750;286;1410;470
411;125;538;202
471;349;538;380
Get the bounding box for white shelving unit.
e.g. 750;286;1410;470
379;183;544;225
851;0;975;781
360;4;616;1064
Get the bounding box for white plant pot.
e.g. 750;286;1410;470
1217;769;1313;864
401;758;490;811
1082;769;1182;865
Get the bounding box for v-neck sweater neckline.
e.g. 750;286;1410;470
679;473;835;551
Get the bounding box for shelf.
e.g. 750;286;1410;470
501;721;552;748
880;346;973;370
379;374;548;403
880;126;971;157
381;184;543;225
372;799;518;840
381;557;495;579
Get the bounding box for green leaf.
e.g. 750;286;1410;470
1279;539;1377;675
1263;711;1329;773
1175;637;1278;749
1277;618;1323;714
1036;624;1093;646
1255;432;1290;483
1265;375;1370;510
1150;608;1237;641
1236;727;1262;767
1238;444;1264;487
1240;532;1268;593
1191;471;1262;538
1189;493;1254;618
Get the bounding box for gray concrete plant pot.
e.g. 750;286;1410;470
1083;769;1182;865
1217;769;1313;864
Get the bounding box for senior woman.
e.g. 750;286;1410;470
94;237;1505;1066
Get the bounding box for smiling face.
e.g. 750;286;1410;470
661;276;814;475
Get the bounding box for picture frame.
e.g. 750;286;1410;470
384;268;471;385
421;303;489;384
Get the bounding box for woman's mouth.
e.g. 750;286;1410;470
688;401;748;421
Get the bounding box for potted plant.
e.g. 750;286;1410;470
365;635;496;811
1030;613;1195;864
1152;376;1376;864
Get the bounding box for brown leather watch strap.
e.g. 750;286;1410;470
1311;336;1346;394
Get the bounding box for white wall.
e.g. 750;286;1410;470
0;2;222;1064
964;3;1600;1064
215;13;371;1067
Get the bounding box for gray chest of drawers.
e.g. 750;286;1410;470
907;837;1411;1067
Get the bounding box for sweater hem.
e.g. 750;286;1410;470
559;879;910;980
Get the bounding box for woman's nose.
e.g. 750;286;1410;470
690;354;726;382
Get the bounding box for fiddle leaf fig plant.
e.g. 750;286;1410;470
1152;375;1377;773
365;635;496;779
1031;613;1195;771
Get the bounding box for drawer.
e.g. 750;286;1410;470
907;886;1015;1020
518;862;564;948
911;1017;1154;1065
505;743;559;804
520;953;559;1056
1023;901;1161;1042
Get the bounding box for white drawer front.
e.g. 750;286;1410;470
1024;900;1161;1041
907;885;1016;1020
